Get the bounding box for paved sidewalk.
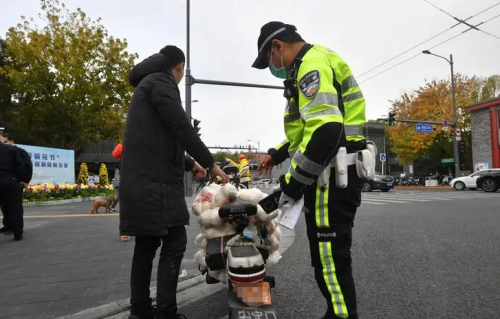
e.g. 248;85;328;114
0;197;205;319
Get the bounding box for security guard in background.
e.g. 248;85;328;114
226;154;252;189
0;136;28;241
254;22;366;319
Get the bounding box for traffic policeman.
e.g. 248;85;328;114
253;22;366;319
226;154;252;189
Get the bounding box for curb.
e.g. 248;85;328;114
22;196;109;207
54;275;206;319
56;227;296;319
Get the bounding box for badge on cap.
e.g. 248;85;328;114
299;70;320;99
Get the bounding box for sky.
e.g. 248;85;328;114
2;0;500;152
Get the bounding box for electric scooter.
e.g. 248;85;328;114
202;201;278;319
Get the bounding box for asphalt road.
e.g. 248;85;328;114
178;190;500;319
0;198;203;319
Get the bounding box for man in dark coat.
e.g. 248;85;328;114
119;45;228;319
0;139;28;241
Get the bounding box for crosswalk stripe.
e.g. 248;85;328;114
377;196;446;201
361;198;408;203
358;192;498;205
361;200;388;205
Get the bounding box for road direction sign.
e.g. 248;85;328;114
441;158;455;164
416;123;433;133
380;153;386;162
442;120;449;127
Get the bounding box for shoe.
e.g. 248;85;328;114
176;314;187;319
0;227;10;233
14;234;23;241
128;305;156;319
4;230;13;235
110;208;117;213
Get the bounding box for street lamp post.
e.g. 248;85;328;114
422;50;460;175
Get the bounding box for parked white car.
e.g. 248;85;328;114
450;169;500;190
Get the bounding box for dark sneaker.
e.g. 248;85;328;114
4;230;13;235
14;234;23;241
129;306;156;319
0;227;10;233
110;208;117;213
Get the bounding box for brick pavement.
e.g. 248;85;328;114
0;197;205;319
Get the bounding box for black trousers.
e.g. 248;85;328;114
0;185;23;236
111;188;119;209
303;166;362;319
130;226;187;316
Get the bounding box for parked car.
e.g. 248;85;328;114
476;171;500;193
450;169;500;190
362;173;394;192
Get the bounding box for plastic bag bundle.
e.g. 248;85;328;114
191;185;283;276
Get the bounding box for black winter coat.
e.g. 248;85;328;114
0;143;26;191
119;53;214;236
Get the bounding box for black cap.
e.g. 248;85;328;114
252;22;300;69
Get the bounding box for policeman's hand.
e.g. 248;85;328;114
191;162;207;179
278;191;295;208
209;164;230;184
257;155;275;174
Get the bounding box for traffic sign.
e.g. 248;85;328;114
380;153;386;162
441;158;455;164
442;120;449;127
416;123;433;133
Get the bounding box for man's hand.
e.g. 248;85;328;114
209;164;230;184
191;162;207;179
257;154;275;174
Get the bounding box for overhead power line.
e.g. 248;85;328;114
358;12;500;84
357;1;500;80
424;0;500;42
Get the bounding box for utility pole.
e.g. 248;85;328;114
450;54;460;176
183;0;284;195
248;139;260;153
185;0;193;196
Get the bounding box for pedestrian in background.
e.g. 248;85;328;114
0;137;29;241
120;45;229;319
111;142;129;242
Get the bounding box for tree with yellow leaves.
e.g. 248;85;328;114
388;74;499;170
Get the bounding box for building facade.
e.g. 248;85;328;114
467;97;500;170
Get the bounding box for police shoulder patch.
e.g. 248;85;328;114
299;70;320;99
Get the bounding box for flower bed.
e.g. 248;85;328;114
23;183;117;203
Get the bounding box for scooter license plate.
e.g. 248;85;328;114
387;183;393;187
234;282;272;307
